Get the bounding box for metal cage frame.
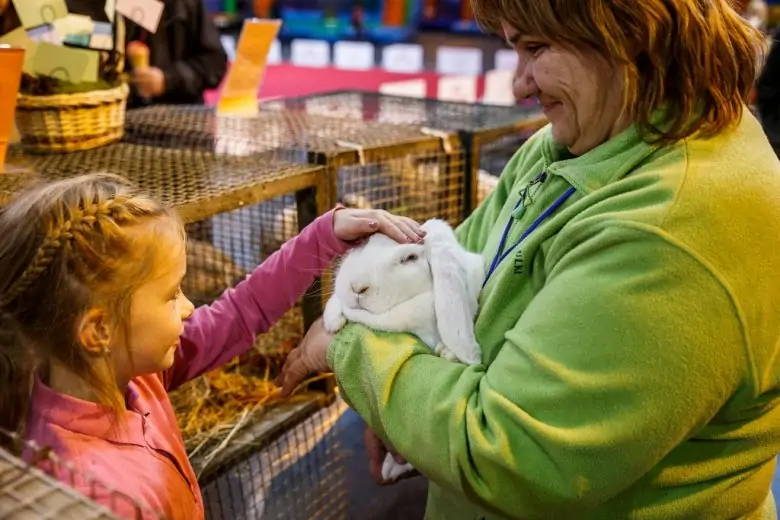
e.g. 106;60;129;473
0;429;158;519
123;105;468;229
273;90;549;218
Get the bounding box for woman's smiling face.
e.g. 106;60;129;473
503;20;630;155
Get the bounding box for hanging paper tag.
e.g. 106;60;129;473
31;42;99;84
11;0;68;29
115;0;164;33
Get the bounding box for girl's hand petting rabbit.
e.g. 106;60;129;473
333;206;425;244
276;208;426;397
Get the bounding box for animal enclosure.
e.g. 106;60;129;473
124;104;466;249
0;141;344;520
274;90;548;211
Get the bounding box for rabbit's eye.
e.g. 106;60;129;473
400;254;418;264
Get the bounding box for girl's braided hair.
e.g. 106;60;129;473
0;173;182;444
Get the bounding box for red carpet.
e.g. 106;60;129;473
204;63;490;104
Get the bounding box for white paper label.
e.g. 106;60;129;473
437;75;477;103
290;39;330;67
115;0;164;34
435;46;483;76
381;43;423;73
482;69;516;106
333;41;374;70
494;49;518;71
379;78;426;98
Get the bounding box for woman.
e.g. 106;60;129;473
278;1;780;518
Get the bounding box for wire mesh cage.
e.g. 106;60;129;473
272;90;549;214
0;400;348;520
0;142;348;519
0;429;160;519
123;104;467;243
199;397;349;520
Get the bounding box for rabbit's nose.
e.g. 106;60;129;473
351;284;369;295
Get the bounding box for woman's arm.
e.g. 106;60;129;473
162;209;350;391
328;222;747;518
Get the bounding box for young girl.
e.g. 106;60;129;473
0;173;424;519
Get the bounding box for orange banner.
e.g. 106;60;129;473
217;19;281;116
0;45;24;170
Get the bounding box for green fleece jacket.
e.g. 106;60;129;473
328;111;780;520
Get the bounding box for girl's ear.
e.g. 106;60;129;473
76;308;112;356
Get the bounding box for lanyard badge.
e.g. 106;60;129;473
483;173;576;288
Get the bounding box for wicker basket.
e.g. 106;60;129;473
14;83;129;153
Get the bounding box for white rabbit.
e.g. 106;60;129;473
323;218;484;482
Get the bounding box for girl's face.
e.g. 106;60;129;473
114;231;194;380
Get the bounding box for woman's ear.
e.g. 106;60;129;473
76;308;112;356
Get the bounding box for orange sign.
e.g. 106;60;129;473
217;18;281;116
0;45;24;170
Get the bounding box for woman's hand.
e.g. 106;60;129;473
365;425;420;485
275;318;334;397
333;207;425;244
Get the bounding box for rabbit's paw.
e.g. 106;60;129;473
381;453;415;482
323;300;346;334
434;343;459;362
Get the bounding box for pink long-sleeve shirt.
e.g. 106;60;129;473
24;210;351;520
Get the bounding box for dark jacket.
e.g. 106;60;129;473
124;0;227;107
65;0;227;108
756;32;780;147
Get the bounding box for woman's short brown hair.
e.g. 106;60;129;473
471;0;765;144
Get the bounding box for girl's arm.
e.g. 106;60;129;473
162;209;351;391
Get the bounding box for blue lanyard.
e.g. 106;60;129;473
483;185;577;288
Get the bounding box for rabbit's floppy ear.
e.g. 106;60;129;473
423;220;482;365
